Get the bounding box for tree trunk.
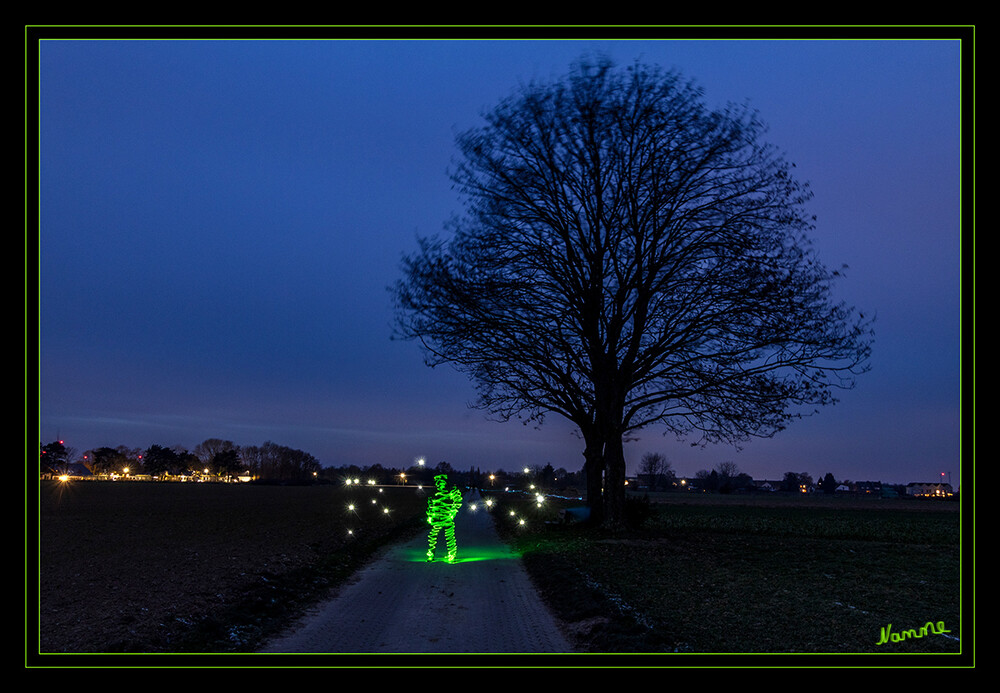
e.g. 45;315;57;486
602;434;627;531
582;435;605;526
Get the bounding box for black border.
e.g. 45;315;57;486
25;24;975;671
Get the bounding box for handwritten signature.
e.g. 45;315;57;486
876;621;950;645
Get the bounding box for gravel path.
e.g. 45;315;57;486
260;490;574;654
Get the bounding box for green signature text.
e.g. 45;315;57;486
876;621;950;646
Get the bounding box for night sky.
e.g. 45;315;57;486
35;31;966;487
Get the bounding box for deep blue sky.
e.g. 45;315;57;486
35;34;966;486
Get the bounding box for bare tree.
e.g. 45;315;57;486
393;56;872;529
194;438;237;467
716;461;741;481
639;452;672;491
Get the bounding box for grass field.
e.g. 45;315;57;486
33;481;965;658
35;480;428;653
494;491;964;656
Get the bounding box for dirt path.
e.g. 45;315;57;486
260;490;574;654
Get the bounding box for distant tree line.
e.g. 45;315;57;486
635;458;915;497
693;461;757;494
39;438;917;497
38;439;590;490
39;438;321;483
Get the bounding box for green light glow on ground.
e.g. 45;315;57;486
402;545;522;563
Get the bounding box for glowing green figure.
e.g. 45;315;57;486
426;474;463;562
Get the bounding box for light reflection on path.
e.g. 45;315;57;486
261;490;573;655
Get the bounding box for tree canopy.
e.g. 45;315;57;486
393;56;873;528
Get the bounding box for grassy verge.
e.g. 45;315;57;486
491;492;963;655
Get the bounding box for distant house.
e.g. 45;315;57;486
905;482;954;498
854;481;882;495
754;480;780;492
